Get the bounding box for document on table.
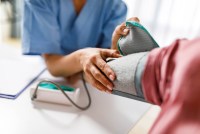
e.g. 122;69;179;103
0;44;46;99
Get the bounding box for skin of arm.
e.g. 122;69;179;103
43;48;121;93
43;51;81;77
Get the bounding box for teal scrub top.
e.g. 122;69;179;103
22;0;127;55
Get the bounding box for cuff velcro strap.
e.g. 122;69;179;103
118;21;159;55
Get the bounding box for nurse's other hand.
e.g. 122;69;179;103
111;17;140;50
79;48;121;93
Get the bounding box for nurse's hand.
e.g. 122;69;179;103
78;48;121;93
111;17;140;50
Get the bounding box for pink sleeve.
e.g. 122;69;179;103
141;38;200;133
141;40;179;105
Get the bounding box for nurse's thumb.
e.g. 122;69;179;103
101;49;122;59
127;17;140;23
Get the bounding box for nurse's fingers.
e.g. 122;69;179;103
114;22;129;36
101;49;122;59
114;17;140;37
111;17;140;50
90;65;113;91
111;23;129;50
95;49;121;81
95;57;116;82
86;70;111;93
127;17;140;23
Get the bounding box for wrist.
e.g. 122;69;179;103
75;49;84;70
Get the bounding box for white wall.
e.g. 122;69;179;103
123;0;200;46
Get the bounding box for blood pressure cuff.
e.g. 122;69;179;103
107;52;149;102
117;21;159;55
107;21;159;102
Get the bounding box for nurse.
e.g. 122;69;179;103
22;0;127;92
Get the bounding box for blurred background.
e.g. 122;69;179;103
0;0;200;47
0;0;22;45
124;0;200;46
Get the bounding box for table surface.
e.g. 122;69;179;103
129;106;160;134
0;43;151;134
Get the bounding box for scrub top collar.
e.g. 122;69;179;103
69;0;92;29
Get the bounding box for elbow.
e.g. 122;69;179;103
47;67;61;77
45;60;70;77
43;54;62;77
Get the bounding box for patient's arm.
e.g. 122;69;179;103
107;52;149;102
109;18;158;102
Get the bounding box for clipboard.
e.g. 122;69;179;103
0;44;46;99
0;67;46;99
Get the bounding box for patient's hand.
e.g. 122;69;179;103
111;17;140;50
